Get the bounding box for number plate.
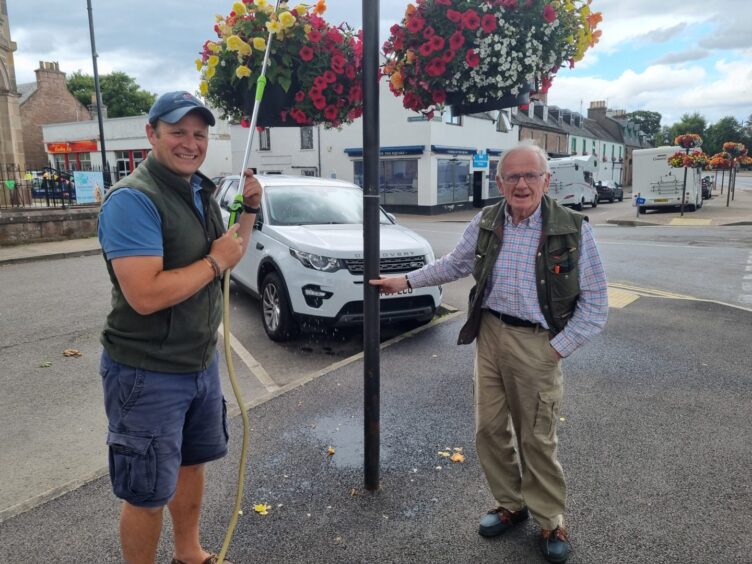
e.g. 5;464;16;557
654;198;669;203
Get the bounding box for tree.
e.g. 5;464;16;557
667;112;707;144
704;117;743;155
66;71;156;118
627;110;662;142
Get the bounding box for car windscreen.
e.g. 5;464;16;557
265;185;392;226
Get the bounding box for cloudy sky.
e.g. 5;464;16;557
7;0;751;127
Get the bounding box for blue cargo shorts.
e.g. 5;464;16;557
99;350;229;508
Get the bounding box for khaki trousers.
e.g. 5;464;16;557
474;311;566;529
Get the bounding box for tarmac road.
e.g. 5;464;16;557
0;292;750;563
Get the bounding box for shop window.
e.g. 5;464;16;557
300;127;314;150
488;159;500;194
437;158;470;204
444;111;462;126
353;159;418;205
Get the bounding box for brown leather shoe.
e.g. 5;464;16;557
171;554;234;564
478;506;529;537
539;526;571;563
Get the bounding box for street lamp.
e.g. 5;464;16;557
86;0;109;184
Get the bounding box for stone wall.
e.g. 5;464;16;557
0;206;98;245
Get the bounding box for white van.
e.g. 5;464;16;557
547;155;599;211
632;146;703;213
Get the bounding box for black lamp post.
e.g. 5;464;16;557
362;0;381;491
86;0;109;183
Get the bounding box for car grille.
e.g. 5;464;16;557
344;255;425;275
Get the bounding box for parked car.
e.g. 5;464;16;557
214;175;442;341
594;180;624;203
701;175;712;200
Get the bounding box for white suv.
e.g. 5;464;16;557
214;175;442;341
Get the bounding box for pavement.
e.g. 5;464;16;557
1;185;750;266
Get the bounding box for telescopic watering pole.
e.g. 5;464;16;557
217;3;281;562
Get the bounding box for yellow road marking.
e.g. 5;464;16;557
608;287;639;309
669;218;712;226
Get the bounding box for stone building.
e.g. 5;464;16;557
0;0;25;165
18;61;89;168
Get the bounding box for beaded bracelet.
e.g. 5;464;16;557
204;254;221;279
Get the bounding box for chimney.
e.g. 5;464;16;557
35;61;66;89
588;100;607;121
88;92;107;120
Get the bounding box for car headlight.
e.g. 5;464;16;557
289;249;342;272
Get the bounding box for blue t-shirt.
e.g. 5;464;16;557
99;175;205;260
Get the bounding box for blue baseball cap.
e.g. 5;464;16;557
148;91;215;126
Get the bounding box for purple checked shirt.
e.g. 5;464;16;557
407;204;609;357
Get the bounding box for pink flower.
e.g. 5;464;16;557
465;48;480;68
323;70;337;83
294;91;305;103
312;96;327;110
462;10;480;30
430;35;445;51
324;105;338;120
432;89;446;104
406;16;425;34
481;14;497;33
449;31;465;51
543;5;557;23
422;26;435;39
442;50;456;63
307;30;323;43
299;46;314;62
313;76;328;90
419;42;434;57
446;9;462;23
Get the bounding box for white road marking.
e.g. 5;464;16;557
218;323;280;393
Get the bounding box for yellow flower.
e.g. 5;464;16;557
232;2;246;15
199;81;208;96
266;19;282;33
205;66;216;79
235;65;251;78
252;37;266;51
207;41;220;53
195;58;203;71
207;55;219;67
294;4;307;16
254;0;268;7
226;34;245;51
304;24;312;34
278;11;296;28
390;71;404;92
238;41;252;56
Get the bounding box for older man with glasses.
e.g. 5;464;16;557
371;141;608;563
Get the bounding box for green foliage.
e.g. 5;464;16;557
703;117;743;155
667;112;707;143
627;110;662;141
65;71;156;118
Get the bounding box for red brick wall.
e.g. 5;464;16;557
19;64;90;168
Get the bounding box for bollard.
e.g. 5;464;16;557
635;192;640;218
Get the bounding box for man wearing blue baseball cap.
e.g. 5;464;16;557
97;91;260;564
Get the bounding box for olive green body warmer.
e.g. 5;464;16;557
457;195;584;345
100;154;225;372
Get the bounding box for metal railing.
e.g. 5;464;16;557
0;163;116;210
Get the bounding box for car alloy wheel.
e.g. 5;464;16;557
261;272;298;341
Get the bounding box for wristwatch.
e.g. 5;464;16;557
243;203;260;213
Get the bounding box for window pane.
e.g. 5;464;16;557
382;159;418;205
300;127;313;150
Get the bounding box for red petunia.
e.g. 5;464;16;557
294;91;305;103
462;10;480;30
481;14;497;33
307;30;323;43
446;9;462;23
430;35;445;51
442;49;456;63
313;76;328;90
323;70;337;83
324;105;338;120
422;26;435;39
543;5;557;23
312;96;327;110
465;48;480;68
449;30;465;51
406;16;425;34
432;89;446;104
419;42;434;57
300;46;314;62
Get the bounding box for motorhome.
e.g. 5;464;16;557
547;155;599;211
632;146;703;213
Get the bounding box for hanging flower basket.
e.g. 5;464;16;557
197;0;363;128
382;0;602;118
722;142;747;159
668;150;708;169
708;152;732;170
674;133;702;149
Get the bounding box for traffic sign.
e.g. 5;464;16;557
636;197;646;205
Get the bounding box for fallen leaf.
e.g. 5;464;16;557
559;417;566;422
450;452;465;463
437;451;450;457
63;349;82;357
254;503;271;516
39;361;52;368
453;447;463;452
327;446;336;456
350;488;358;496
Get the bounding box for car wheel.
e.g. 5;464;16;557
638;206;646;214
609;196;615;203
618;195;624;202
260;272;298;342
574;198;584;211
591;196;598;208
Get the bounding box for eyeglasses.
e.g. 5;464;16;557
501;171;547;185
